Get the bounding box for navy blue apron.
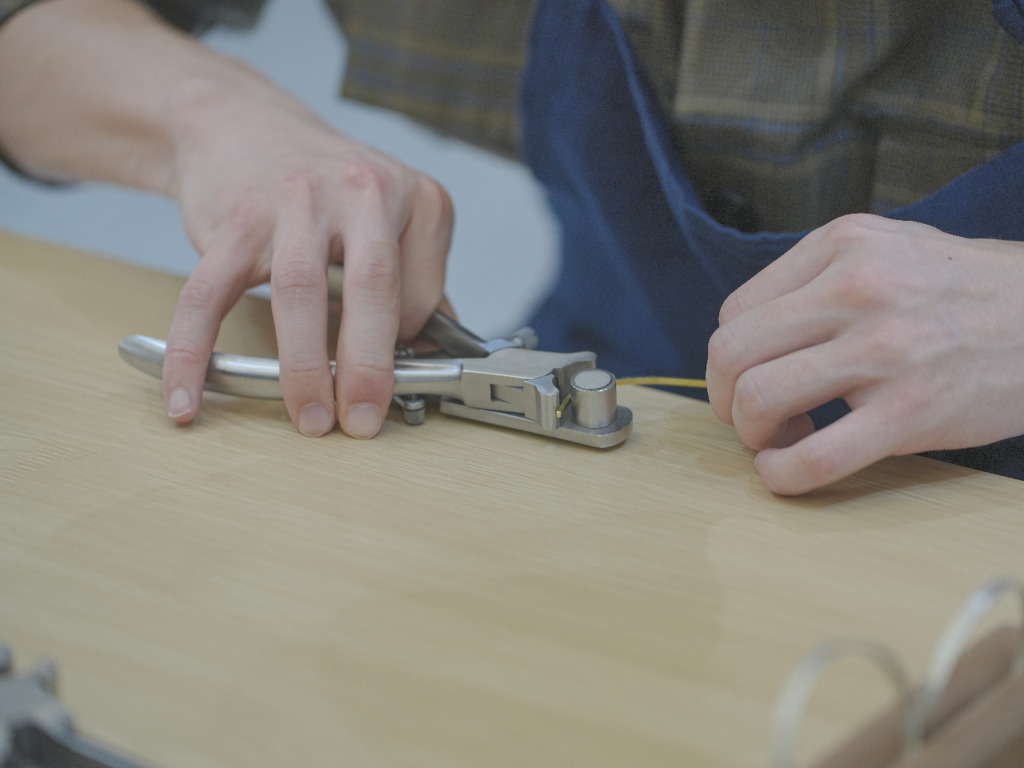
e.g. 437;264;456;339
520;0;1024;479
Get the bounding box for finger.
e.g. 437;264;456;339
754;403;898;495
395;175;453;341
163;254;250;423
772;413;816;449
728;336;869;450
436;295;457;319
718;229;832;327
718;213;897;326
707;285;844;426
407;295;458;356
335;226;403;439
270;212;336;437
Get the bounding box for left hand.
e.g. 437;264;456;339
706;213;1024;495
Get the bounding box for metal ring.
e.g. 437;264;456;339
904;576;1024;751
772;637;911;768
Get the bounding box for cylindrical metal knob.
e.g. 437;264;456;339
571;368;617;429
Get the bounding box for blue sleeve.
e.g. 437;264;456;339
993;0;1024;45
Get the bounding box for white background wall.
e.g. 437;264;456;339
0;0;559;339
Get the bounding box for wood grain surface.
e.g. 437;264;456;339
2;230;1021;768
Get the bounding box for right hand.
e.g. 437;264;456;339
162;72;453;438
706;214;1024;494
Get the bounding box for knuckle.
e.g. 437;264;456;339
164;339;209;370
280;167;325;204
827;255;901;313
281;354;329;379
340;158;396;199
819;216;916;305
273;258;325;296
705;379;734;426
346;358;394;381
707;324;744;376
177;274;220;312
215;198;267;239
821;213;879;249
732;372;769;420
718;290;747;325
347;254;401;302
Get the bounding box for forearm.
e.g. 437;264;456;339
0;0;294;195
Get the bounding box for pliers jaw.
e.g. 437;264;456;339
437;347;632;448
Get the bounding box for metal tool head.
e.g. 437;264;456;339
1;643;154;768
436;346;632;448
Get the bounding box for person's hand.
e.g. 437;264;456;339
706;214;1024;494
0;0;450;438
161;75;453;438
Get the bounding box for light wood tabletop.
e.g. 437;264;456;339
1;230;1021;768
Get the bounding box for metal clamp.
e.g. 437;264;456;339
0;643;155;768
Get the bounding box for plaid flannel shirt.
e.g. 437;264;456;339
2;0;1022;232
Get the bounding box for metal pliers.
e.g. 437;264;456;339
0;643;155;768
119;268;633;448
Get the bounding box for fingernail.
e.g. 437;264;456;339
167;387;191;419
343;403;382;439
298;403;333;437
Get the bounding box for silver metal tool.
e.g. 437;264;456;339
0;643;156;768
119;267;632;448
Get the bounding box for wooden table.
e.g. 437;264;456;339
1;230;1021;768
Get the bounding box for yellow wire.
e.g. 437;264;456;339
555;393;573;419
617;376;708;389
